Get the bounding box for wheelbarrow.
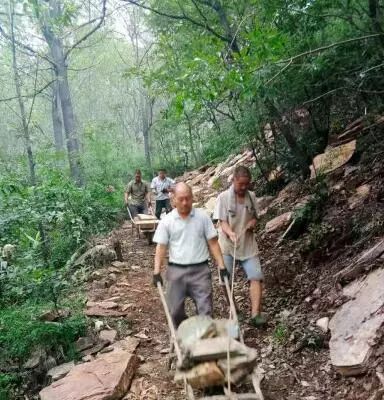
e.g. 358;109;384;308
156;275;264;400
126;206;159;244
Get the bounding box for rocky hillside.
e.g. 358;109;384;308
17;120;383;400
178;128;384;399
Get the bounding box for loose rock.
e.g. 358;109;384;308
265;212;293;233
40;349;138;400
47;361;75;382
316;317;330;333
100;329;117;343
75;337;94;352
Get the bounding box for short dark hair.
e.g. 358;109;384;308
135;169;141;175
158;169;166;173
233;165;251;180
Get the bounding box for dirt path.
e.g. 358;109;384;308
86;221;185;399
86;221;265;399
84;220;382;400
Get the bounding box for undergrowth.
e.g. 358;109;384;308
0;301;86;363
285;177;329;240
273;323;290;345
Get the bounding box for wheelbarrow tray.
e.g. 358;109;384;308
133;218;159;231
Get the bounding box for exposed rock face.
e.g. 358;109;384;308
265;212;293;233
85;306;129;317
74;245;116;268
47;361;75;382
99;329;117;343
310;140;356;179
329;267;384;376
316;317;330;333
348;184;371;210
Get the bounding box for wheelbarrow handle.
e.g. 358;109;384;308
156;282;183;363
223;276;244;344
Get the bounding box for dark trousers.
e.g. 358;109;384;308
166;263;212;328
155;199;172;219
128;203;146;218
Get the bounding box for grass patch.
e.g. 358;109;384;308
273;323;289;344
0;302;86;364
0;373;19;400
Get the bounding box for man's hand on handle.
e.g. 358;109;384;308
219;268;230;283
153;273;163;287
228;231;237;243
245;219;257;232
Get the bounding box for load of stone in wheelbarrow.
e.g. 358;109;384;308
174;316;258;389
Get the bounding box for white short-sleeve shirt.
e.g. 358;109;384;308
153;208;217;265
150;176;175;201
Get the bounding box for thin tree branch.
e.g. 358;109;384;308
191;0;209;23
0;24;54;65
253;33;384;73
265;57;293;84
26;58;40;128
279;33;384;65
0;79;55;102
121;0;231;44
64;0;107;59
302;87;347;105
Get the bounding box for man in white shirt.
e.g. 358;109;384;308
153;182;229;328
151;169;175;219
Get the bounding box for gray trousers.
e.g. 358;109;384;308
166;263;212;328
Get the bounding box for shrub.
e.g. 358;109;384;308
0;304;86;363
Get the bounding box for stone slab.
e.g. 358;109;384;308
40;349;138;400
329;267;384;375
175;361;224;389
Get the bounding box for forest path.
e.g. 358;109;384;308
84;215;381;400
86;221;184;400
85;220;268;399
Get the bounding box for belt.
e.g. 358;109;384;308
168;260;208;268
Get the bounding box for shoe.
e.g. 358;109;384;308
249;313;267;327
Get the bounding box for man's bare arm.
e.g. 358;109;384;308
207;237;225;269
154;243;167;274
220;220;237;242
146;189;152;206
245;217;257;231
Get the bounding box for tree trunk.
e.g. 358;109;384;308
9;1;36;186
279;120;311;178
369;0;384;46
52;78;64;153
39;0;84;186
268;102;311;178
201;0;239;53
184;109;199;166
141;95;153;167
9;1;49;262
57;61;84;185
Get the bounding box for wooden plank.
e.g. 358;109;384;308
137;214;157;221
133;219;158;225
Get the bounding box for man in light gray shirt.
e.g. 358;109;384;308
151;169;175;219
153;182;229;328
